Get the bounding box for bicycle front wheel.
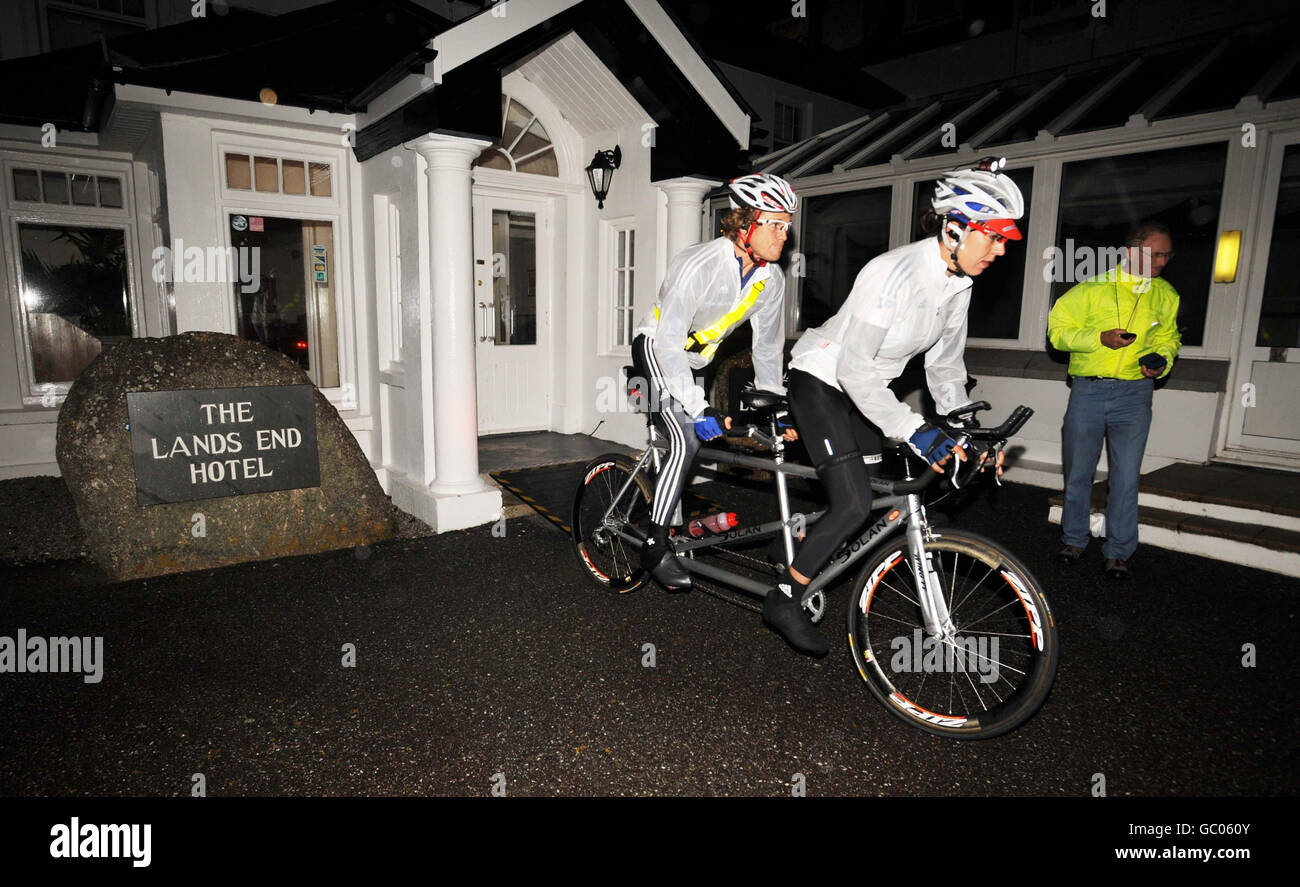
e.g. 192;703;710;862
846;528;1058;739
571;453;654;593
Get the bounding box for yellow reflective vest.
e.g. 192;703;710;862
1047;266;1181;380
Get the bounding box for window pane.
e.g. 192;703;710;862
1053;143;1227;347
514;118;551;159
501;99;531;152
42;171;69;204
628;229;635;268
491;210;536;346
1257;143;1300;348
800;187;892;331
515;148;557;177
254;156;279;192
70;173;97;206
617;230;626;269
282;160;306;195
19;224;129;384
308;162;332;197
474;148;511;170
911;167;1033;339
232;215;339;388
13;168;40;201
97;176;123;208
225;153;251;190
623;305;633;348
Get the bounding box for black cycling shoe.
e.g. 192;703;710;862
762;583;828;657
641;536;692;590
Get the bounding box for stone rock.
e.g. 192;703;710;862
56;332;395;581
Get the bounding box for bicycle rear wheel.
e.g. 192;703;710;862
571;453;654;593
846;528;1058;739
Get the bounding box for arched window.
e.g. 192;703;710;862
474;96;559;177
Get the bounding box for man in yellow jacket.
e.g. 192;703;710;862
1047;221;1182;579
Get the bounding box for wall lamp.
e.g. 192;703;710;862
1214;230;1242;283
586;145;621;209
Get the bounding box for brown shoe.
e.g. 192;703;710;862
1105;558;1130;580
1057;544;1084;565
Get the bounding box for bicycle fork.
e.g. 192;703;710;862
905;493;956;639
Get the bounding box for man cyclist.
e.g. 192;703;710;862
632;173;799;589
768;157;1022;656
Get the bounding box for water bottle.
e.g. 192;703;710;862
688;511;738;537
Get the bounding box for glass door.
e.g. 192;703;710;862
472;193;551;433
1224;136;1300;465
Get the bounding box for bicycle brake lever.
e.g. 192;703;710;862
949;434;972;490
989;441;1005;487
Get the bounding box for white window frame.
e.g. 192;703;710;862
598;215;636;357
212;131;356;408
373;194;403;369
772;98;808;152
1;151;143;406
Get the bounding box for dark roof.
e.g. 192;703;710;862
0;0;450;130
756;15;1300;179
659;0;904;110
0;0;758;180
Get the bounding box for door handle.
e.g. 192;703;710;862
479;301;496;343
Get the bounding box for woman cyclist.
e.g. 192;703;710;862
764;157;1023;656
632;173;799;589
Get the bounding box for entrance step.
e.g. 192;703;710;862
1047;462;1300;578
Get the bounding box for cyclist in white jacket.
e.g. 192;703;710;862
764;157;1023;656
632;173;798;589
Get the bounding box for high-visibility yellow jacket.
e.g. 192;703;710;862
1047;266;1181;380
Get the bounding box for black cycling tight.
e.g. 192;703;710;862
786;369;882;581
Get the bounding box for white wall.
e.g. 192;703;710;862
965;375;1221;488
579;120;670;453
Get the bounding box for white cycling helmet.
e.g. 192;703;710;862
932;157;1024;240
728;173;798;214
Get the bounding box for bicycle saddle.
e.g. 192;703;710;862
738;389;787;412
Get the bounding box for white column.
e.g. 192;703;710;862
412;134;501;531
657;176;718;259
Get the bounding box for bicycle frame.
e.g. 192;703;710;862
601;424;955;639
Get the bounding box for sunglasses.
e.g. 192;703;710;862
967;221;1008;244
753;218;793;233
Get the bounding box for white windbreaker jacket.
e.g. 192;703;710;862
789;237;973;441
635;237;787;418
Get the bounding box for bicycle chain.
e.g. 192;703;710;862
683;548;778;615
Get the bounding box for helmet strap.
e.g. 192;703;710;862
941;218;968;278
740;219;767;268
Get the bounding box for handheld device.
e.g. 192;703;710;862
1139;352;1167;371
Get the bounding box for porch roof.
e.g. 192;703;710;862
750;16;1300;180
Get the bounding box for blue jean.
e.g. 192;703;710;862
1061;377;1154;560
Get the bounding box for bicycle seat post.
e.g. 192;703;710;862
770;414;796;566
